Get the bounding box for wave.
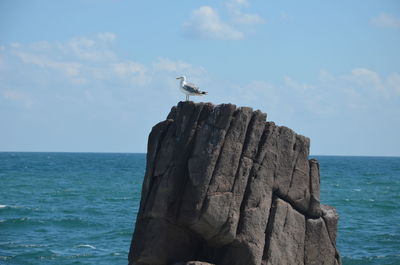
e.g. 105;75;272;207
0;217;43;227
0;204;41;214
51;216;105;229
342;254;400;265
76;244;96;249
0;216;104;230
10;249;56;260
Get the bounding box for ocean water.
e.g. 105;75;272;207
0;153;145;265
0;153;399;265
315;156;400;265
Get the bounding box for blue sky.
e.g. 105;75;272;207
0;0;399;155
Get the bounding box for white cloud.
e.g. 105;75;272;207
3;32;121;88
233;13;264;25
10;43;22;49
3;33;399;119
63;35;117;62
153;58;206;76
0;48;6;72
6;34;148;86
182;1;264;40
183;6;244;40
235;80;278;106
350;68;384;92
284;76;314;92
282;76;337;115
249;68;400;116
113;62;146;76
371;13;400;28
318;70;336;83
97;32;117;42
387;73;400;96
113;61;148;85
345;68;400;98
226;0;264;25
280;12;291;22
13;51;81;78
153;58;193;73
2;33;210;102
233;0;249;6
2;90;33;107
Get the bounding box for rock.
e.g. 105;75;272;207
304;218;337;265
263;198;305;265
321;205;339;247
128;102;341;265
129;219;201;265
308;159;322;218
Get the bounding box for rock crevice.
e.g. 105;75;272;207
129;102;341;265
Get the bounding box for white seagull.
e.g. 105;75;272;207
176;76;207;101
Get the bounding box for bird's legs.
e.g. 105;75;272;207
186;95;189;101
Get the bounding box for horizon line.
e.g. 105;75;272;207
0;151;399;158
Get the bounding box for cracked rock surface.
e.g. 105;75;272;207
128;102;341;265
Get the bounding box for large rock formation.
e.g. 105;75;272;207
128;102;341;265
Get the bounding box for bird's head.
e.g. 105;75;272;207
176;76;186;81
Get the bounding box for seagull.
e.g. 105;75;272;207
176;76;207;101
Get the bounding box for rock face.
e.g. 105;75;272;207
128;102;341;265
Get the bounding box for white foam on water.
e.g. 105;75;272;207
0;205;27;209
76;244;96;249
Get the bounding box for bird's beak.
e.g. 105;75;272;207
176;77;180;79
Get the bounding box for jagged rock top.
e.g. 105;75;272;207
129;101;340;265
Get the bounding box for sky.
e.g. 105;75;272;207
0;0;399;156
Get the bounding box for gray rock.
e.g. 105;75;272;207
128;102;340;265
321;205;339;247
308;159;322;218
304;218;337;265
321;205;342;265
193;107;253;243
263;198;305;265
129;218;202;265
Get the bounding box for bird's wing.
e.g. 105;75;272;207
183;83;200;93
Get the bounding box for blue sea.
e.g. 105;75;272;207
0;153;399;265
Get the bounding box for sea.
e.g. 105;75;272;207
0;153;399;265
